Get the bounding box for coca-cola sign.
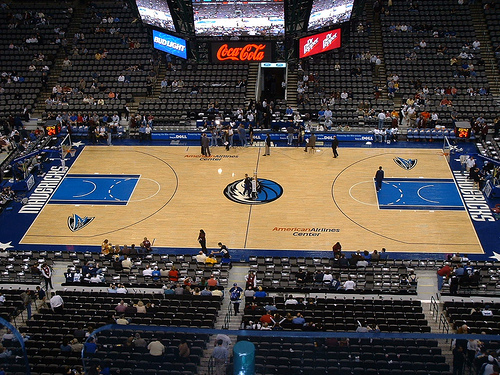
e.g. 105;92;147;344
211;42;273;63
299;28;341;58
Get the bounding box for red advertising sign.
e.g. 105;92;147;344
299;28;341;58
211;42;273;63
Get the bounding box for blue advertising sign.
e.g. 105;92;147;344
152;132;203;140
152;30;187;59
152;132;373;142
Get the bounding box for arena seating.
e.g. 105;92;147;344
247;256;418;295
381;0;498;124
298;31;389;128
61;253;230;288
45;0;154;118
439;262;500;296
17;290;221;374
0;2;73;117
239;336;450;375
483;0;500;72
444;301;500;335
242;296;430;333
139;63;249;127
478;137;500;160
0;288;28;322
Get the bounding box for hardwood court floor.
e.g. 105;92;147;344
21;145;483;254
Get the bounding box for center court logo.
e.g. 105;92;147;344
223;178;283;205
68;214;95;232
393;157;418;170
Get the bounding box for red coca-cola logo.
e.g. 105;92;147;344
216;43;266;61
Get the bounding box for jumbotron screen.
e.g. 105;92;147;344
193;0;284;37
307;0;354;31
136;0;176;32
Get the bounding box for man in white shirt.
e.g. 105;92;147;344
284;295;298;305
343;277;356;291
148;338;165;356
377;111;386;129
116;284;128;294
50;292;64;313
195;251;207;263
122;255;132;271
324;108;333;121
143;265;153;276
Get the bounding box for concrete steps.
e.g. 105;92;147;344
366;1;388;97
469;4;500;96
32;2;88;118
286;74;298;109
195;264;248;374
246;63;259;106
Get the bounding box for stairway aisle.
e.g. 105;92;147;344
32;1;89;118
198;263;248;374
366;0;388;97
417;270;454;370
246;63;259;106
469;3;500;97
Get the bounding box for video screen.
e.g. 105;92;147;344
307;0;354;31
193;0;285;37
136;0;176;32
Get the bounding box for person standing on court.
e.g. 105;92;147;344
375;166;384;192
304;133;316;152
331;135;339;158
251;177;258;200
238;123;247;147
243;174;252;197
263;133;271;156
201;133;211;157
198;229;207;254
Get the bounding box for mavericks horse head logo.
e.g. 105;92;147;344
68;214;95;232
394;157;418;170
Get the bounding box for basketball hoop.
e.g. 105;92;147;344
61;144;71;157
69;148;76;158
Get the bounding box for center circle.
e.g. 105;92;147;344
223;178;283;205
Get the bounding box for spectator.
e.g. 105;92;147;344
207;275;218;287
343;276;357;291
148;337;165;357
205;254;217;265
121;255;132;271
212;339;228;375
133;333;147;348
245;270;257;289
84;337;98;356
195;251;207;263
134;301;146;314
168;266;179;282
178;339;190;362
115;314;129;325
254;287;267;298
60;338;72;353
292;313;306;325
20;289;33;320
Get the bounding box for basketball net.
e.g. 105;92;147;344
62;145;76;158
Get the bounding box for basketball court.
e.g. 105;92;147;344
16;144;484;256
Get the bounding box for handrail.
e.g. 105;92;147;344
208;356;214;375
438;312;451;344
429;295;440;322
222;302;233;329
